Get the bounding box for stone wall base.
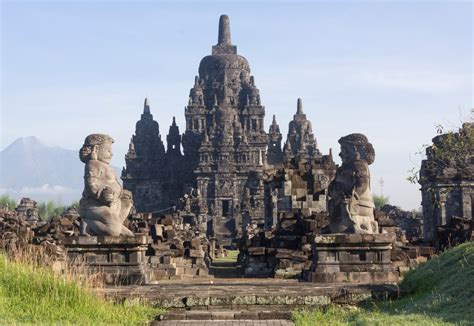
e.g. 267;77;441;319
304;233;399;284
64;235;149;285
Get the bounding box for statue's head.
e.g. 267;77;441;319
79;134;115;164
338;133;375;165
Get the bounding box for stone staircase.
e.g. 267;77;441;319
100;279;400;325
152;307;294;325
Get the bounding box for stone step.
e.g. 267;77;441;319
152;320;294;325
156;309;292;321
101;279;400;309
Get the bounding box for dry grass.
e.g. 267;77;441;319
0;244;163;325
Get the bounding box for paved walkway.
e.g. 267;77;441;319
153;320;294;326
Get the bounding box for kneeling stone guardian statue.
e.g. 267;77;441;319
79;134;134;236
328;133;378;234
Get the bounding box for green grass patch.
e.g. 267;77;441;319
294;241;474;325
213;249;239;263
0;254;164;325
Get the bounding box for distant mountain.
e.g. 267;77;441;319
0;137;121;204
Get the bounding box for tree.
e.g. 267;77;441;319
408;122;473;185
0;195;17;210
373;194;390;210
37;200;70;221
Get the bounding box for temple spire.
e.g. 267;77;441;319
212;15;237;54
296;98;303;114
218;15;231;45
144;97;150;114
272;114;277;125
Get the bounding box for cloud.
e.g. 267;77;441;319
18;184;79;195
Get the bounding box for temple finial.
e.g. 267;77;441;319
144;97;150;114
272;114;277;125
172;116;176;126
212;15;237;54
218;15;231;45
296;98;303;114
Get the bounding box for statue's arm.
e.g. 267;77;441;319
353;162;370;199
84;162;111;204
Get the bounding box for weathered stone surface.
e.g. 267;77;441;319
328;134;378;234
64;235;149;285
419;122;473;247
304;234;398;284
79;134;134;236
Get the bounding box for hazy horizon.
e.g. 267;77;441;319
1;1;472;210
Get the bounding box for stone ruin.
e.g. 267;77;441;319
0;198;79;259
419;121;473;249
121;16;325;246
129;212;211;281
239;144;336;277
4;14;468;288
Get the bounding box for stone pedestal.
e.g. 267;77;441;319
64;235;149;285
304;234;399;284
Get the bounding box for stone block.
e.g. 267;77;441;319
211;311;234;320
248;247;266;255
189;249;205;258
184;267;198;275
235;311;259;320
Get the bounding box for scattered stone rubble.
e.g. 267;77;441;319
0;198;79;259
238;154;336;278
379;204;423;243
1;196;213;280
128;211;212;280
374;208;434;277
239;218;313;278
435;215;474;251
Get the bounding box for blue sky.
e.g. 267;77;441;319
1;1;472;209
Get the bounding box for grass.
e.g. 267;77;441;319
213;249;239;263
293;241;474;326
0;253;163;325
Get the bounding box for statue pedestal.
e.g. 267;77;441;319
64;235;149;285
304;234;399;284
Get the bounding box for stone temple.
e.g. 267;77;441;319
122;15;326;245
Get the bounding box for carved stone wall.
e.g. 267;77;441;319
419;122;473;242
123;15;331;245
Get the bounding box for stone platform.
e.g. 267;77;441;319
304;233;399;284
99;278;400;309
64;235;149;285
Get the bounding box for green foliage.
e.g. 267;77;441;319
213;249;239;263
425;123;474;180
0;253;162;325
393;241;474;323
408;122;473;185
372;194;390;210
292;305;448;326
0;195;17;210
293;242;474;325
37;201;71;221
0;195;79;220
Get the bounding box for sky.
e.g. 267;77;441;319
1;1;472;209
